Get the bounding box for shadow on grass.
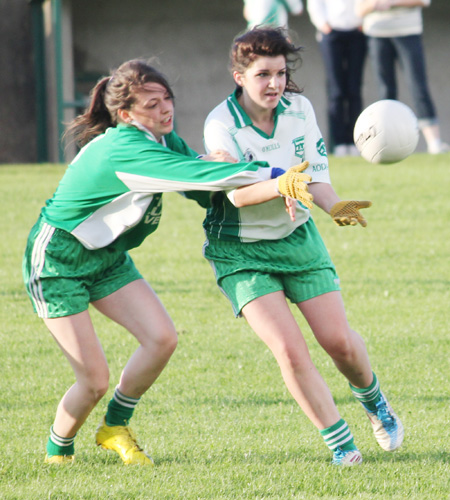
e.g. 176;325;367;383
153;448;328;467
180;395;295;408
360;449;450;465
152;448;450;467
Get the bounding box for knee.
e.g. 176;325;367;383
83;366;110;403
79;383;109;408
92;377;110;402
275;342;313;375
162;327;178;356
324;329;361;364
149;325;178;358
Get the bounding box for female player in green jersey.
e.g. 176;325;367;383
202;28;403;465
22;59;311;465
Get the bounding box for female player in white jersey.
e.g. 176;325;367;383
202;27;403;465
22;59;311;465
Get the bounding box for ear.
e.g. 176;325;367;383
233;71;244;87
118;108;132;124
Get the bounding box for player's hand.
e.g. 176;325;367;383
285;197;297;222
202;150;238;163
277;162;313;209
330;200;372;227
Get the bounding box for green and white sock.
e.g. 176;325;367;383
105;386;140;426
320;419;357;452
350;372;381;413
46;426;76;457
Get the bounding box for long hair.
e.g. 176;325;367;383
230;27;303;95
65;59;174;148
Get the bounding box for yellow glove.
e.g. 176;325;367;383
330;200;372;227
277;162;314;209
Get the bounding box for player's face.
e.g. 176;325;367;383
127;82;174;141
234;55;287;112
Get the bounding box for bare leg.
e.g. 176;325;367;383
92;279;178;399
242;291;340;429
45;279;177;439
298;291;373;388
44;311;110;438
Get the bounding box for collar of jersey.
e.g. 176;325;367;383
226;90;291;138
117;122;167;147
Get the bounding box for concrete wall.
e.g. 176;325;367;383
70;0;450;155
0;0;37;163
2;0;449;163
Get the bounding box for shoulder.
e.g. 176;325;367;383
280;93;316;119
205;99;233;126
283;93;314;110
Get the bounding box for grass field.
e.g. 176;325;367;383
0;155;449;499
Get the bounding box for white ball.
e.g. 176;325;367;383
353;100;419;164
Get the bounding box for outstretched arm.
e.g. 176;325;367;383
233;162;313;209
308;182;340;213
233;178;280;207
309;182;372;227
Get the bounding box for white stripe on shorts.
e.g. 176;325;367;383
29;223;55;318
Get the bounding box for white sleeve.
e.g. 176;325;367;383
204;117;242;160
225;189;237;206
306;0;328;30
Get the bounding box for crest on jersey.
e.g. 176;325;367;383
293;137;305;160
317;138;327;157
243;148;256;162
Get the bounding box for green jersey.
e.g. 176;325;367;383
244;0;304;28
203;91;330;242
40;123;271;251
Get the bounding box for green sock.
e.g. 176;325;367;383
320;419;357;452
46;426;76;457
105;387;140;426
350;372;381;413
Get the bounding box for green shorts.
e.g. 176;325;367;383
203;218;340;316
22;218;143;318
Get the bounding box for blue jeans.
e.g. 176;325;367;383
319;29;367;147
368;34;437;125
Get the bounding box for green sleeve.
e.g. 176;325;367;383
164;130;199;158
164;131;212;206
112;133;272;194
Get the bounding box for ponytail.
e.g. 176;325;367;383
64;77;114;148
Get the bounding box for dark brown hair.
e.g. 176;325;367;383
230;27;303;95
65;59;174;147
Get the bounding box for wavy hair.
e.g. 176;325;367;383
230;27;303;95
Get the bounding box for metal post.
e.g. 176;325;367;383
29;0;48;162
52;0;65;162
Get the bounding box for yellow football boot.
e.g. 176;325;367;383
95;417;154;465
44;454;75;464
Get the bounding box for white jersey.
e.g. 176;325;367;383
203;91;330;242
307;0;363;32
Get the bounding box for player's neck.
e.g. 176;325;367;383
239;96;275;135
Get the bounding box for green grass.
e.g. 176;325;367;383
0;155;449;499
